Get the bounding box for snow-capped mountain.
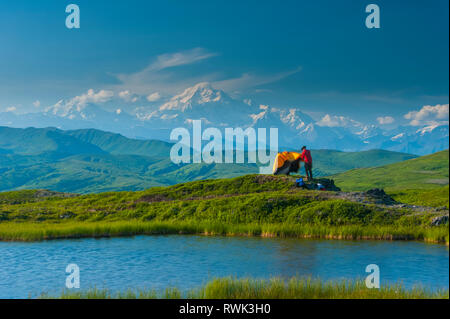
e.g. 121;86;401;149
250;105;312;130
140;82;257;126
248;106;358;150
159;82;233;112
373;124;450;155
0;82;448;155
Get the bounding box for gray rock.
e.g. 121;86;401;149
364;188;397;205
431;215;449;226
59;211;76;219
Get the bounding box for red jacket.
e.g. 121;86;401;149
300;149;312;164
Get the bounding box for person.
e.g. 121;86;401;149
300;146;313;180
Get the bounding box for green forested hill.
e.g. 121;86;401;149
65;128;172;156
0;126;105;155
0;126;171;157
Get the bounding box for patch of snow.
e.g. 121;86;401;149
416;125;439;136
391;133;404;141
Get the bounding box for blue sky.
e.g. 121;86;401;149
0;0;448;125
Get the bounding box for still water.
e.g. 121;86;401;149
0;235;448;298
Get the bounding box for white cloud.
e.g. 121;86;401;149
213;67;302;93
118;90;139;103
146;92;161;102
113;48;299;97
33;100;41;108
46;89;114;116
254;89;273;93
118;90;131;99
404;104;449;126
377;116;395;125
316;114;360;128
6;106;16;112
72;89;114;107
114;48;218;95
150;48;217;71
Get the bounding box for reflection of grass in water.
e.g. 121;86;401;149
0;221;448;243
41;277;449;299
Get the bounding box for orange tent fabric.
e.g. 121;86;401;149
272;151;302;175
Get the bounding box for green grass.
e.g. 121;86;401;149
0;174;448;243
0;189;76;204
331;150;449;191
0;190;43;204
0;221;447;243
41;277;449;299
389;186;449;208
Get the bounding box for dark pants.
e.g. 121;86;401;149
304;163;313;180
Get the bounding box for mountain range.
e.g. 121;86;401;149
1;83;448;155
0;126;420;193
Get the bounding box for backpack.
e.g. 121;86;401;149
295;178;305;187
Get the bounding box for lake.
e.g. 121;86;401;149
0;235;448;298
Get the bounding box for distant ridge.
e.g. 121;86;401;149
66;128;173;157
0;126;425;194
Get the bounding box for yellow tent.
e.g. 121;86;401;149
272;151;302;175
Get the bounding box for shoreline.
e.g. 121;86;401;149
0;221;448;244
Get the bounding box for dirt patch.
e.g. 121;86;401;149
34;190;78;199
329;188;449;217
426;179;449;185
253;175;291;184
137;194;173;203
137;192;249;203
335;188;402;205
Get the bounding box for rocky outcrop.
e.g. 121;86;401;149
431;215;449;226
364;189;397;205
293;178;341;191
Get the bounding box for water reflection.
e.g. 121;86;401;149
0;235;448;298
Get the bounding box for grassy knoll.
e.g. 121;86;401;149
0;175;448;243
0;189;77;204
331;150;449;191
389;186;449;209
42;277;448;299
